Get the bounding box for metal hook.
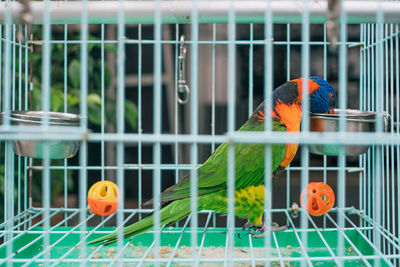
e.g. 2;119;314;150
178;35;190;104
290;202;299;219
17;0;33;43
327;0;340;52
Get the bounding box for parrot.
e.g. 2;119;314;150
88;76;336;245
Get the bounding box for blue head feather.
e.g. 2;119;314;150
309;76;336;113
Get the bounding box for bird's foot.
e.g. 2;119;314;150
251;222;287;239
237;221;286;239
237;221;255;239
242;221;253;230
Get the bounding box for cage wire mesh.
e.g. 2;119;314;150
0;0;400;266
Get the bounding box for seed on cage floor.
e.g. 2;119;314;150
106;247;115;258
93;253;101;259
106;252;113;257
160;246;172;254
180;245;191;254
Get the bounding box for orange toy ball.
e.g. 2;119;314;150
300;182;335;216
87;181;119;216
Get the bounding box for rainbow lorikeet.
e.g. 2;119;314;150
88;76;336;245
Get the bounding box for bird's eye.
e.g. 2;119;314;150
329;93;335;107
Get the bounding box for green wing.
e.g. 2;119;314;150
144;120;287;205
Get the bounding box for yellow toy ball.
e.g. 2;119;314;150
87;181;119;216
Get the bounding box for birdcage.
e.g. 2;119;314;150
0;0;400;266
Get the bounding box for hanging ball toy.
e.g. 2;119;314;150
87;181;119;216
300;182;335;216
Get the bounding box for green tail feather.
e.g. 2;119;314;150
88;198;192;245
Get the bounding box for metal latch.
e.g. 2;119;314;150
177;35;190;104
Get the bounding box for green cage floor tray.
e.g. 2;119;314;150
0;226;390;266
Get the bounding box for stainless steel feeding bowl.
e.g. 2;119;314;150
11;111;81;124
309;109;388;156
7;111;83;159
